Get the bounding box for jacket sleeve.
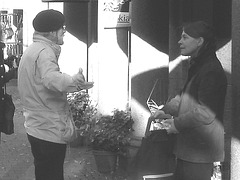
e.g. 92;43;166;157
37;50;77;93
4;68;16;83
162;95;181;117
174;70;226;131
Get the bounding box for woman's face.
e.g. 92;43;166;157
178;30;202;57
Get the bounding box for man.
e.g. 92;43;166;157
18;9;93;180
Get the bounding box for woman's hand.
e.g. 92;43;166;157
151;110;172;119
162;118;179;134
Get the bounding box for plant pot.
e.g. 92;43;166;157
92;150;118;174
118;154;128;171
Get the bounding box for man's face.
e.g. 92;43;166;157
178;30;202;57
52;26;66;45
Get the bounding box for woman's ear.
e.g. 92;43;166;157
198;37;204;47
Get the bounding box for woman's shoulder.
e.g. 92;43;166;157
202;54;225;72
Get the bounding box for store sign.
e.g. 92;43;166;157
104;0;131;28
118;12;130;23
104;12;130;28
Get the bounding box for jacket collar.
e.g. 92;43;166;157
33;32;61;59
186;51;216;86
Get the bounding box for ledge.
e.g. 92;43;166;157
42;0;95;2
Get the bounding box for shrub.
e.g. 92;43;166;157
67;91;97;136
89;109;134;155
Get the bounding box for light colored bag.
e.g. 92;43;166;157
61;111;77;143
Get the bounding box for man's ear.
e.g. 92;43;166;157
49;31;58;40
49;31;56;36
198;37;204;47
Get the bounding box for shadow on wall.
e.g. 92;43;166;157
116;0;169;57
116;28;129;57
123;0;170;113
131;67;169;111
64;3;88;44
130;0;169;55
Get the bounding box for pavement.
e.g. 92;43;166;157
0;79;128;180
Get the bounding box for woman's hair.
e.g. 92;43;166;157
182;21;216;54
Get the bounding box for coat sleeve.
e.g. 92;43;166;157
36;50;77;93
162;95;181;117
4;68;16;83
174;70;226;131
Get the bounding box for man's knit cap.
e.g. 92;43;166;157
33;9;65;32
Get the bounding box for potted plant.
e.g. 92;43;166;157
67;91;97;147
88;108;134;173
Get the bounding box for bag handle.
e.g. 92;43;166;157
145;117;154;137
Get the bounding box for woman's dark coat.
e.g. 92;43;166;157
165;51;227;163
0;42;15;125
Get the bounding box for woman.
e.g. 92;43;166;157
154;21;227;180
0;24;16;133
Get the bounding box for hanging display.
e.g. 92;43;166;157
103;0;131;28
0;9;23;67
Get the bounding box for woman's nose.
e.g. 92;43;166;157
178;38;182;44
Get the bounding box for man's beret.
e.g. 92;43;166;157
33;9;65;32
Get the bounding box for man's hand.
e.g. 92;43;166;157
72;68;85;84
76;81;94;90
73;68;94;90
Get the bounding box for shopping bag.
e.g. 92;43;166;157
133;130;175;175
0;93;15;135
